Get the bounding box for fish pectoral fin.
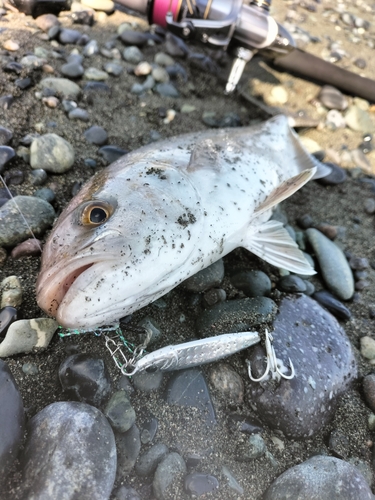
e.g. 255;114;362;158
244;220;316;275
254;168;316;217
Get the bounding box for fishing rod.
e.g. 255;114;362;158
116;0;375;101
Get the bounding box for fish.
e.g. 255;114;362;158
36;115;330;329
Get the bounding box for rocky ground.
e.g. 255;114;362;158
1;0;375;499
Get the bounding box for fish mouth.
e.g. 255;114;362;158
36;262;94;319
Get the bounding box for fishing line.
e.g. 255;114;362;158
0;174;43;252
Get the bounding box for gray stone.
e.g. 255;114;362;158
84;67;109;81
69;108;90;121
236;434;266;461
39;77;81;99
0;360;25;482
122;46;143;64
155;82;180;98
318;85;348;110
135;443;168;476
306;228;354;300
345;105;375;133
153;452;187;500
60;61;84;78
84;125;108;145
278;275;307;293
196;297;277;335
104;390;136;433
0;126;13;145
103;62;123;76
152;67;169;83
0;196;55;247
248;295;357;439
154;52;175;67
0;145;15;173
116;424;141;480
263;456;374;500
83;39;99;57
16;402;116;500
30;133;75;173
183;259;224;292
0;318;58;357
59;28;82;44
231;270;271;297
132;370;164;392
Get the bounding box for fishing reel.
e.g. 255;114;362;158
121;0;295;93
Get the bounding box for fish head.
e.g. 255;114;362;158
36;160;202;329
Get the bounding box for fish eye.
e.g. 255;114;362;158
80;201;113;227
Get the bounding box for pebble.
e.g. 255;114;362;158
135;443;168;476
16;78;32;90
3;40;19;51
84;67;109;80
30;133;75;173
0;318;58;357
104;390;136;433
317;85;348;110
152;67;169;83
134;61;152;76
154;52;175;67
165;33;189;57
265;85;288;105
227;413;263;435
39;77;81;99
140;415;158;444
364;198;375;214
351;148;371;171
0;196;55;247
34;186;55;201
165;368;216;426
0;145;15;172
203;288;226;306
313;290;351;320
29;168;47;185
35;13;60;32
116;424;141;481
314;222;337;240
59;353;112;406
153;452;187;500
155;82;180;98
196;296;277;335
360;336;375;361
345;105;375;133
317;162;347;185
122;46;143;64
329;429;349;459
0;360;25;481
22;362;39;375
15;402;116;499
236;434;267;461
278;275;307;293
103;62;123;76
21;55;46;68
0;306;17;337
183;259;224;292
98;145;128;163
247;295;357;438
363;374;375;412
231;270;271;297
263;456;373;500
83;39;99;57
326;109;346;129
1;275;22;308
60;61;84;78
184;473;219;496
84;125;108;145
81;0;114;12
221;466;244;495
58;28;82;45
209;363;244;404
306;228;354;300
68;108;90;121
349;256;369;270
120;30;149;47
0;126;13;145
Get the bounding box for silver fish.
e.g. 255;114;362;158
36;115;329;329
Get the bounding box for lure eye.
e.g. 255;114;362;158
80;201;113;227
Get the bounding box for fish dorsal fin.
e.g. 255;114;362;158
187;138;222;173
244;220;316;275
254;168;315;217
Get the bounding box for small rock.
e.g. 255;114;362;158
22;362;39;375
313;290;351;320
329;429;349;459
1;275;22;308
360;336;375;360
122;46;143;64
0;126;13;146
0;360;25;482
103;62;123;76
60;61;84;78
0;306;17;338
135;443;168;476
16;402;116;500
317;162;347;185
116;425;141;480
132;370;163;392
98;145;128;163
227;413;263;435
306;228;354;300
59;353;112;406
35;13;60;32
364;198;375;214
39;77;81;99
0;196;55;247
104;390;136;433
69;108;90;121
84;67;109;80
29;169;47;186
278;275;307;293
3;40;19;51
183;259;224;292
155;82;179;98
154;52;175;66
236;434;266;461
263;456;374;500
209;363;244;404
0;318;58;357
265;85;288;105
134;61;152;76
363;374;375;412
83;39;99;56
153;452;187;500
120;30;149;47
231;270;271;297
58;28;82;45
84;125;108;145
184;473;219;497
30;134;75;173
81;0;114;12
317;85;348;110
165;33;189;57
0;146;15;173
345;105;375;133
152;67;169;83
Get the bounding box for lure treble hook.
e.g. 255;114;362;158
247;329;295;382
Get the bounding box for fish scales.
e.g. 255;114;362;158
36;115;329;329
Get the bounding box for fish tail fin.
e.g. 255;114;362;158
243;219;316;275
